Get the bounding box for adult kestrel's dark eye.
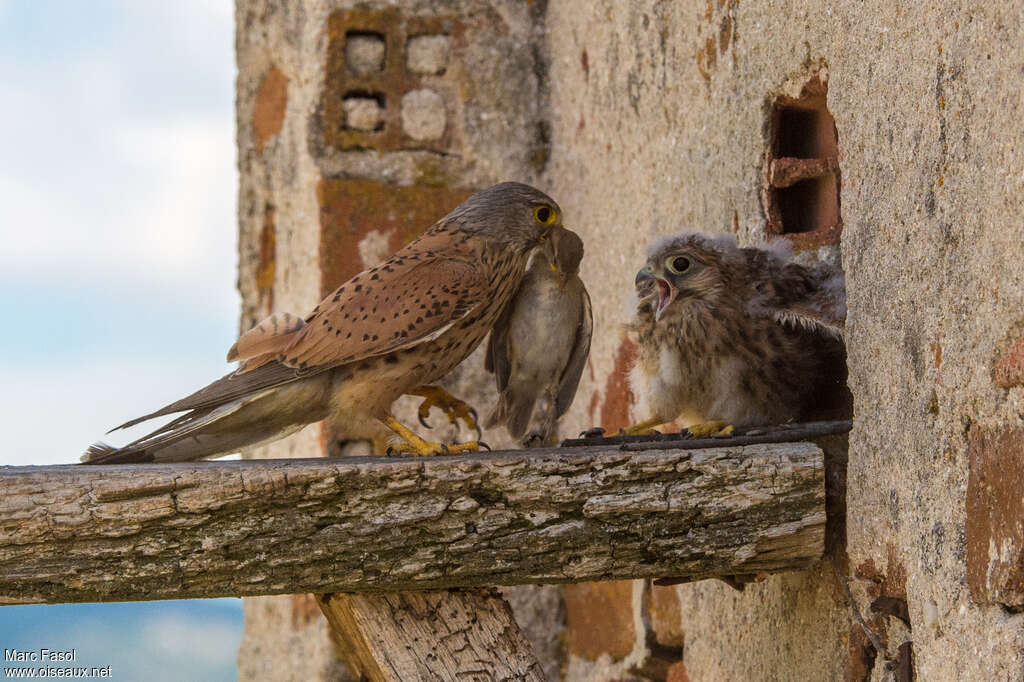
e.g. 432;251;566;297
665;256;691;274
533;205;557;226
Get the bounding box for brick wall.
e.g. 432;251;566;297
235;0;1024;679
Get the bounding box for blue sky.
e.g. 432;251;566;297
0;2;243;678
0;1;240;465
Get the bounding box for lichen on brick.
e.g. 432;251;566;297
252;65;288;153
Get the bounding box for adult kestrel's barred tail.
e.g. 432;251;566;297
625;233;849;436
82;182;565;464
485;228;592;446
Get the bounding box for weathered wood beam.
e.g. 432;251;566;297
0;442;825;605
317;589;545;681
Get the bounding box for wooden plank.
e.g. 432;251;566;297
0;442;825;605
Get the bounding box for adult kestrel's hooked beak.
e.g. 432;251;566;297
541;229;571;289
635;265;677;321
539;230;558;265
549;260;570;289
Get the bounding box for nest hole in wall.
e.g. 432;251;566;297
763;70;842;249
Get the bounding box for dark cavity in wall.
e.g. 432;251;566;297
763;69;842;249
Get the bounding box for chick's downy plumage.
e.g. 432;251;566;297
629;233;848;430
485;227;593;446
83;182;564;463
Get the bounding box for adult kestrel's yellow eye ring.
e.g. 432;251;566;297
533;205;557;226
665;255;692;274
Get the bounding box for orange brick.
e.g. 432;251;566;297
255;202;275;314
252;65;288;153
317;178;472;294
599;334;638;432
967;426;1024;606
563;581;636;661
291;593;323;628
994;335;1024;388
645;582;684;648
666;660;692;682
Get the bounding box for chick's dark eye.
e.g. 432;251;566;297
665;256;691;274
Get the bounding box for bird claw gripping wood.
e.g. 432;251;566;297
683;420;734;438
577;420;664;439
412;385;483;440
386;440;489;457
383;414;488;457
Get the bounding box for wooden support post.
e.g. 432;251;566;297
316;590;544;681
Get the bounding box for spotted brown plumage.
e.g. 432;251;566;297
626;233;849;435
83;182;564;463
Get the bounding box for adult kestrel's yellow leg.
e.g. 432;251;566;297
381;414;484;456
410;385;481;438
684;420;735;438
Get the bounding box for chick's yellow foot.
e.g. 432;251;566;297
411;385;482;439
617;417;665;436
381;415;489;457
684;420;734;438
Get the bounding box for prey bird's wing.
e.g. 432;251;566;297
555;281;593;417
485;300;514;392
753;261;846;338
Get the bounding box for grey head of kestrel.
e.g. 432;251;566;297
627;232;849;435
485;227;593;446
83;182;565;463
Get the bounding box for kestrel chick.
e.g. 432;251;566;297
485;227;593;446
627;233;848;435
83;182;565;463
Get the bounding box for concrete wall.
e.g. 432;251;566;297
233;1;558;678
235;0;1024;679
544;2;1024;679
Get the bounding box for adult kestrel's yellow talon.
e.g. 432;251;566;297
684;420;734;438
411;385;482;439
381;414;482;456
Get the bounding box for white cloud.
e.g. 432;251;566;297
0;1;237;308
0;2;241;469
0;356;234;466
141;612;243;663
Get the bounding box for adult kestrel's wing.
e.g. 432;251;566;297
111;362;305;431
555;280;593;417
113;231;488;432
227;312;307;364
754;261;846;338
279;256;488;370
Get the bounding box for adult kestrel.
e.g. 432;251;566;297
626;233;848;436
82;182;565;463
485;227;592;446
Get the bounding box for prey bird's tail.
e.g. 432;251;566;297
485;386;537;441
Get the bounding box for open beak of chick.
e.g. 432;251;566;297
635;265;676;321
